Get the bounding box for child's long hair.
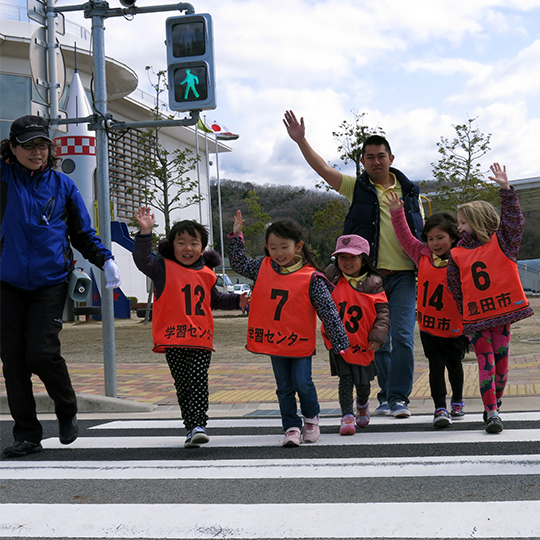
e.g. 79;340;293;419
457;201;500;244
421;211;460;246
264;219;321;271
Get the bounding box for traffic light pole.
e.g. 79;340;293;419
46;0;202;397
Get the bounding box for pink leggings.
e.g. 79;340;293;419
468;324;511;412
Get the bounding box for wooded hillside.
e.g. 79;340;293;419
210;179;540;265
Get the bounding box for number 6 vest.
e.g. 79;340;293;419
152;259;217;352
451;237;529;326
247;258;317;357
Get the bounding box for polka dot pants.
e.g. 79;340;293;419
165;347;212;432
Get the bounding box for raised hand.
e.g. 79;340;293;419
283;110;305;143
488;163;510;190
233;210;245;235
135;207;155;235
382;191;403;210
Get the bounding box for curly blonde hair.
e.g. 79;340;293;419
457;200;500;244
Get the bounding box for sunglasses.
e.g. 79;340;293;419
20;142;50;151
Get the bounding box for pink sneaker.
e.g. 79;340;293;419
339;414;356;435
302;416;320;443
356;400;370;428
282;427;302;447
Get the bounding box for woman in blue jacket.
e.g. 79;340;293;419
0;115;121;457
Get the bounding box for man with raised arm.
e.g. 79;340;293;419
284;110;424;418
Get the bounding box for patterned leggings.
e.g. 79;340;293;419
468;324;511;412
165;347;212;432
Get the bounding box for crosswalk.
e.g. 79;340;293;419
1;412;540;539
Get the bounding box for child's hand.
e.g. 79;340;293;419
382;192;403;210
233;210;245;235
368;340;381;352
239;292;250;313
135;207;155;235
488;163;510;190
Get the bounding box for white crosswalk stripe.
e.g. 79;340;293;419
1;411;539;539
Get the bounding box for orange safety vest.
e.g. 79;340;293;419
451;237;529;326
322;276;387;366
417;255;463;338
152;259;217;352
247;258;317;357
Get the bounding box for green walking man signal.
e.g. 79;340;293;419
165;13;216;111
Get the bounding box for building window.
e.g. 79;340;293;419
108;128;154;222
0;74;31;140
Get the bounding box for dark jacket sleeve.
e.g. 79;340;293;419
210;287;240;310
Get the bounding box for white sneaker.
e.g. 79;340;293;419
282;427;302;447
302;416;320;443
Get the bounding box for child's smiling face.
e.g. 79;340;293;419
265;233;304;268
173;230;203;266
337;253;363;278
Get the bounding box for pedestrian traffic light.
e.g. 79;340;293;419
165;13;216;112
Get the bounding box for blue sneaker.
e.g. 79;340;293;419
391;401;411;418
184;426;209;448
373;401;391;416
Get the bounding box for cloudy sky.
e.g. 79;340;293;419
56;0;540;189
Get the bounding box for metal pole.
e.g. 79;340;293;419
92;11;117;398
214;133;226;283
195;123;202;223
203;117;213;245
46;2;58;121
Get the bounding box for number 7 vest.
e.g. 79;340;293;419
152;259;217;352
451;237;529;326
247;258;317;357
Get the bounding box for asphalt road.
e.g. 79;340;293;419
1;411;539;539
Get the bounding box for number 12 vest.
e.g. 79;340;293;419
152;259;217;352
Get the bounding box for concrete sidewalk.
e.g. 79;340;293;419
1;353;538;418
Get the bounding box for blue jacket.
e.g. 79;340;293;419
343;167;423;267
0;160;112;291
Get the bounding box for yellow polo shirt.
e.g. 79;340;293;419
340;174;424;271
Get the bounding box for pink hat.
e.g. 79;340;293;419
332;235;370;257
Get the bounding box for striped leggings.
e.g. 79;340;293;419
468;324;511;412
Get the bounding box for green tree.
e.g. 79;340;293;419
312;198;348;264
426;117;498;212
333;111;386;175
132;68;202;236
314;111;385;191
242;190;271;256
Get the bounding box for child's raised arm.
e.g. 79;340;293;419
135;207;155;235
232;209;245;235
488;163;510;190
382;191;404;210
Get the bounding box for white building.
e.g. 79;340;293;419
0;0;230;304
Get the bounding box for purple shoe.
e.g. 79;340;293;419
356;399;370;428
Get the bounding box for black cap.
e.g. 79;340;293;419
10;115;51;143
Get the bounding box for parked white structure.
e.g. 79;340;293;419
0;0;230;303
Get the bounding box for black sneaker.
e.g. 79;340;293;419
433;408;452;428
2;441;43;458
483;399;502;423
486;415;504;434
59;415;79;445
